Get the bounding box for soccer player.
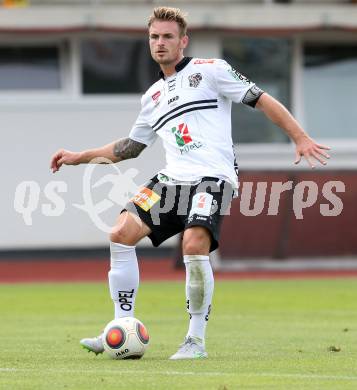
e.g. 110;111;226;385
50;7;330;359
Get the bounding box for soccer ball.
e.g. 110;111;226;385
103;317;149;360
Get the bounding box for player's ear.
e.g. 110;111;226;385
181;35;189;50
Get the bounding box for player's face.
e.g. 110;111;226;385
149;20;188;66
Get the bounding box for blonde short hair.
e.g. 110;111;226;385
148;7;188;37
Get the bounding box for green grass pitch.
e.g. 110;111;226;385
0;279;356;389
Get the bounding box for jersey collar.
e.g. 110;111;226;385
159;57;193;80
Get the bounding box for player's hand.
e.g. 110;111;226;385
294;136;330;168
50;149;81;173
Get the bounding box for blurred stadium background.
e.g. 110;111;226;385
1;0;357;280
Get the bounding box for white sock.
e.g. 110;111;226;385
108;241;139;319
184;254;214;344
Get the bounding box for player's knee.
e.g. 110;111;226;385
110;227;127;245
183;240;202;255
110;211;144;245
183;228;211;255
110;225;136;245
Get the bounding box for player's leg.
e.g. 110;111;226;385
169;226;213;360
170;178;233;360
108;211;151;319
108;178;183;321
183;226;213;342
80;211;151;354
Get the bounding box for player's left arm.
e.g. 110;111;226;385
255;93;330;168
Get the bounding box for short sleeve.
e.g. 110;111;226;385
129;95;158;147
215;60;256;104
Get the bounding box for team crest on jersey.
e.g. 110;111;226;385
194;59;215;64
188;73;203;88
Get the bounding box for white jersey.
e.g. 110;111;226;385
129;57;261;191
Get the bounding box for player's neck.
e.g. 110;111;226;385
160;55;185;78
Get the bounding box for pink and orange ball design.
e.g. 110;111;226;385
137;323;149;344
106;327;126;349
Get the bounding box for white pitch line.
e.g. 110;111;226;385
0;368;222;376
255;373;357;381
1;368;357;381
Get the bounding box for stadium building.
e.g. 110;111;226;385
1;0;356;266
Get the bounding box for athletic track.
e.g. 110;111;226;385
1;258;357;283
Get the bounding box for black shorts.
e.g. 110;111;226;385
123;175;233;252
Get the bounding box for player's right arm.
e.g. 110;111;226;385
50;138;146;173
51;90;157;173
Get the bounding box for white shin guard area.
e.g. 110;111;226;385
108;241;139;319
183;255;214;341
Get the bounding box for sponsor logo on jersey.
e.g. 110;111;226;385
132;187;160;211
168;95;179;105
171;123;203;155
151;91;161;106
194;59;215;64
179;142;203;155
171;123;193;147
228;68;251;85
152;90;161;102
188;73;202;88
